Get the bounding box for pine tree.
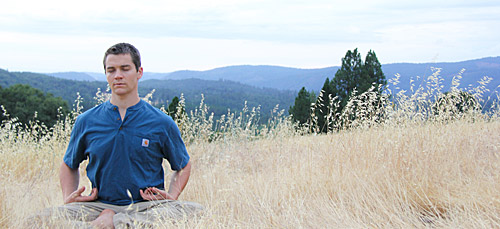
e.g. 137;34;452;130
291;49;387;132
361;50;386;93
314;78;336;132
289;87;316;125
167;96;180;120
331;48;364;108
316;49;387;131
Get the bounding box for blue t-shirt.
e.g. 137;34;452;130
63;100;190;205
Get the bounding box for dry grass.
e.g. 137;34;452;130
1;70;499;228
182;119;500;228
1;118;499;228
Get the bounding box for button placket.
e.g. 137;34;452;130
112;106;123;130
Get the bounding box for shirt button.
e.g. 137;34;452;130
119;127;123;130
113;107;117;110
117;118;120;121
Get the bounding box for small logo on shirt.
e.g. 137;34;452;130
142;139;149;147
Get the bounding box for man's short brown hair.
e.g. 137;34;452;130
103;43;141;72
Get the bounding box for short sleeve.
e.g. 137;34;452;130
63;116;87;169
162;117;190;171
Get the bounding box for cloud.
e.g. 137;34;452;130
1;0;499;72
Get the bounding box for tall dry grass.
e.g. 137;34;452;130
1;69;499;228
183;120;500;227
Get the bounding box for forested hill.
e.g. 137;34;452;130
0;69;107;110
139;79;295;118
0;69;296;120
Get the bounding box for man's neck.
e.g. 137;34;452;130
110;94;141;119
110;94;141;108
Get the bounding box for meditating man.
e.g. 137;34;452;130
34;42;202;228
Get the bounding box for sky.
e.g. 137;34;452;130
0;0;499;73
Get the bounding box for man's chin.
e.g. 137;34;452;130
112;89;129;96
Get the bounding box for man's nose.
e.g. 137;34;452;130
114;70;124;78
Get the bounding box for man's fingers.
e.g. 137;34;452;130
86;188;98;200
140;188;167;201
75;188;98;202
68;186;85;200
76;186;86;195
77;195;96;202
65;187;98;204
90;188;98;198
150;187;169;200
150;187;164;196
145;188;158;195
139;189;151;200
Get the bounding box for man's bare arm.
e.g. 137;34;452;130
59;162;97;204
167;160;191;200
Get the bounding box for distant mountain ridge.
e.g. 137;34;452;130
164;65;338;92
49;72;97;81
382;57;500;93
49;56;500;94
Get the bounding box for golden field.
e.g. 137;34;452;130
1;73;499;228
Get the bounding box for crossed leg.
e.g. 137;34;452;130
91;209;116;229
28;200;204;228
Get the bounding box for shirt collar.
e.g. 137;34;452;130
104;99;145;111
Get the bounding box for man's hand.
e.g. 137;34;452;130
64;186;98;204
140;187;175;201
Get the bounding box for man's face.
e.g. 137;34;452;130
105;53;143;97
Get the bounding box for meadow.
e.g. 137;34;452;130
1;70;499;228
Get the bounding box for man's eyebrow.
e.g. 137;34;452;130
106;64;131;70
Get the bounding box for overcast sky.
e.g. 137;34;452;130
1;0;499;73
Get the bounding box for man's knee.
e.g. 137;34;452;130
155;200;205;219
24;203;103;228
24;207;79;228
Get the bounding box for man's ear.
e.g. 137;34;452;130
137;67;143;80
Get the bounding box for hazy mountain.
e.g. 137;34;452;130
162;57;500;93
163;66;339;91
382;57;500;95
50;56;500;95
48;72;97;81
49;72;170;82
84;72;105;81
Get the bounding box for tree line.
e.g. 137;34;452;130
289;48;483;132
0;84;69;127
289;48;387;132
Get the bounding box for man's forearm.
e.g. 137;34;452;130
168;161;192;200
59;161;80;200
